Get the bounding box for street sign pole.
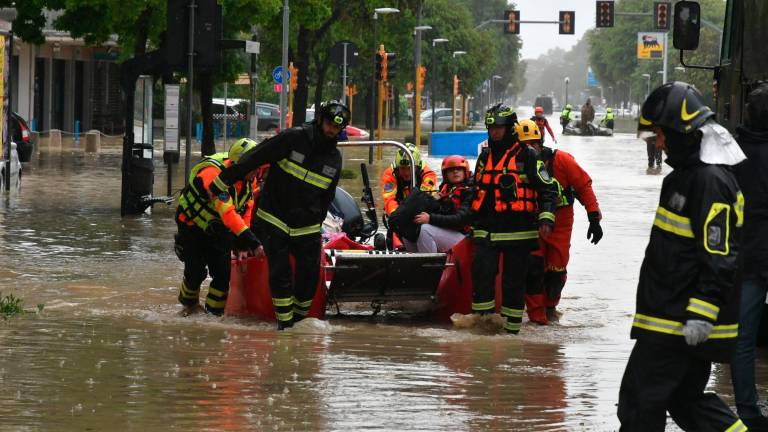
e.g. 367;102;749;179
341;42;348;105
184;0;196;185
279;0;289;130
662;31;668;84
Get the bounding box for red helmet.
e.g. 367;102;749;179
441;155;470;179
534;106;544;114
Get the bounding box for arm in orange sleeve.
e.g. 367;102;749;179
198;166;249;235
382;167;400;216
555;151;600;214
543;119;556;141
419;164;438;191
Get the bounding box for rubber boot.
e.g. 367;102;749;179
525;293;549;325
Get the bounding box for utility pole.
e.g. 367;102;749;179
184;0;196;185
279;0;289;130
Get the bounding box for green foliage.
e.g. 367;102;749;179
1;293;25;318
587;0;725;105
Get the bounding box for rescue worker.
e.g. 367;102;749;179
471;104;558;334
175;138;262;316
581;98;595;135
381;143;437;249
531;106;557;143
410;155;474;253
207;100;351;330
730;83;768;431
646;136;663;170
617;82;746;431
600;107;615;130
559;104;574;133
515;119;602;325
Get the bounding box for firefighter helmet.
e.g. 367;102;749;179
228;138;257;163
318;99;351;128
638;81;714;134
534;106;544;114
393;143;422;168
485;103;518;128
515;119;542;143
440;155;470;179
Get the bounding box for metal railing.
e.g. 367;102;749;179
337;140;416;189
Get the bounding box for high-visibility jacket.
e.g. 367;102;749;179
428;182;474;233
177;152;254;235
211;123;341;237
539;147;600;213
560;109;574;122
381;163;437;216
631;161;743;363
471;141;558;243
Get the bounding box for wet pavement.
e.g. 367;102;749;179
0;129;765;431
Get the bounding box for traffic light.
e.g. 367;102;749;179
381;51;389;81
417;66;426;92
559;11;575;35
654;2;671;30
375;52;384;81
289;62;298;91
596;1;614;28
385;53;396;80
504;10;520;35
453;75;459;96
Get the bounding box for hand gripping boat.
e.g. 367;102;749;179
225;141;503;322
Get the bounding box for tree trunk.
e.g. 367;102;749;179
133;7;153;56
199;72;216;156
313;54;330;109
292;26;311;125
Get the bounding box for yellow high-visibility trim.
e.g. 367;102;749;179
472;230;489;238
293;297;313;308
276;311;294;322
505;321;521;331
205;298;226;308
686;298;720;321
725;419;747;432
710;324;739;339
208;286;226;298
734;192;744;227
490;231;539;241
703;202;730;256
180;281;199;299
653;207;694;238
539;212;555;222
272;297;293;307
277;159;332;190
293;307;309;317
256;208;321;237
472;301;495;311
501;307;524;318
633;313;738;339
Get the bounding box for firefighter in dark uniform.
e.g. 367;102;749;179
209;100;350;330
175;138;262;316
617;82;746;431
471;103;558;334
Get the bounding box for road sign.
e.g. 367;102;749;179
274;83;283;93
637;32;664;59
272;66;291;84
587;66;600;87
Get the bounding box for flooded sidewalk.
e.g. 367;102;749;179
0;134;758;431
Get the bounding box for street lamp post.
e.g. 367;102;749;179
451;51;466;131
491;75;502;105
564;77;570;106
369;7;399;162
641;73;651;101
412;24;432;145
430;37;449;133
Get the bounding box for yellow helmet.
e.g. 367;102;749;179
228;138;257;163
393;143;422;168
515;119;542;143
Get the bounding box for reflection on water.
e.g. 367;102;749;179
0;134;755;430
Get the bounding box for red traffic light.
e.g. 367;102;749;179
559;11;575;35
654;2;671;30
504;10;520;35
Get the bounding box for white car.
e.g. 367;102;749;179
420;108;463;130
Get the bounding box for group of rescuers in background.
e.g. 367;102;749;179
173;79;768;431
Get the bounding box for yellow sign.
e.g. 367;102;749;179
0;35;5;159
637;32;664;59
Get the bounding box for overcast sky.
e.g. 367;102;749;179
512;0;597;60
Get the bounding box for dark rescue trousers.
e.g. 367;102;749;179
471;237;531;334
258;222;322;329
617;339;745;432
176;223;233;315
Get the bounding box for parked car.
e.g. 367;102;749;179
11;112;34;162
420;108;462;130
0;141;22;191
254;102;280;131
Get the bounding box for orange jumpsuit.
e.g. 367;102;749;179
525;148;600;324
381;163;437;249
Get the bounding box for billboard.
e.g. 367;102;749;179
637;32;664;59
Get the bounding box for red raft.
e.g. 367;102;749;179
225;234;503;323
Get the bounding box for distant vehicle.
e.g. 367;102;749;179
211;98;246;122
420;108;462;130
254;102;280;132
11;112;34;163
534;96;554;115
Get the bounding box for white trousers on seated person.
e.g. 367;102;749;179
403;224;466;253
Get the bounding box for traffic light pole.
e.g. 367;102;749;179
184;0;196;185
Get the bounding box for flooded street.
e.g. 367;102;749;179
0;132;763;431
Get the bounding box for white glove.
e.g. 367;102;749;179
682;319;713;346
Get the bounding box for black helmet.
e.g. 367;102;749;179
485;103;518;128
638;81;714;135
318;100;351;128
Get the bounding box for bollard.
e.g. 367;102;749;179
48;129;62;152
85;130;101;153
